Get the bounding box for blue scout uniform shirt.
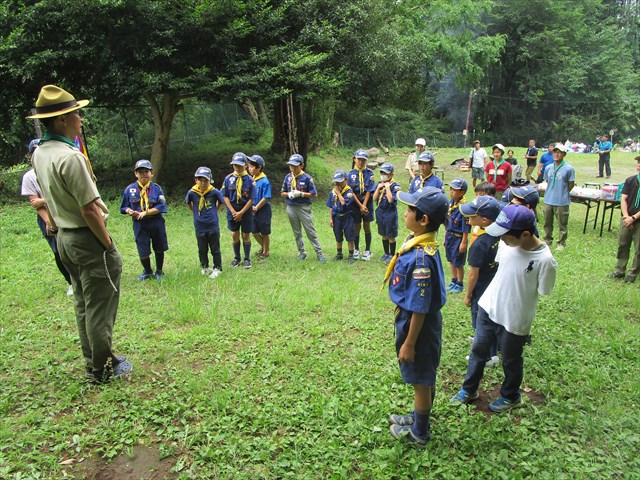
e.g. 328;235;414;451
408;174;444;194
253;175;272;205
389;241;447;315
375;181;401;211
281;172;316;205
221;172;256;208
543;162;576;206
347;168;376;201
326;186;356;217
446;200;471;234
120;181;167;216
185;188;224;233
467;231;500;300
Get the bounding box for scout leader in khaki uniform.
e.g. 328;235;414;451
28;85;132;384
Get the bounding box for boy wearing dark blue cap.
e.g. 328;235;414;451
221;152;256;269
326;169;357;263
451;204;557;412
373;162;401;263
408;152;444;194
248;155;272;259
186;166;225;278
347;149;376;260
120;159;169;280
383;187;449;445
444;178;470;294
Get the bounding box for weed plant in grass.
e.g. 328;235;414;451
1;150;639;479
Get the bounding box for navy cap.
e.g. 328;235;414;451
287;154;304;166
28;138;40;153
379;162;394;174
231;152;247;166
248;154;265;168
486;204;536;237
460;195;501;221
510;185;540;209
194;166;212;180
398;187;449;226
353;149;368;160
333;169;347;182
449;178;468;191
418;151;435;163
134;159;153;171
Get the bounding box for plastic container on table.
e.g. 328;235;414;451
601;184;618;200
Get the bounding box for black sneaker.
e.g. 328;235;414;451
243;259;252;269
334;253;344;261
625;276;636;283
608;272;625;279
230;258;241;267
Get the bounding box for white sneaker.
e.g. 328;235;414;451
201;267;213;276
66;284;74;296
486;355;500;367
209;268;222;279
362;250;372;261
353;249;360;259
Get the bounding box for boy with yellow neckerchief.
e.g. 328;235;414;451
383;186;449;446
248;155;272;259
326;169;357;263
120;159;168;280
185;167;225;278
444;178;470;294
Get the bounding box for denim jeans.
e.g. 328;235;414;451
462;307;527;401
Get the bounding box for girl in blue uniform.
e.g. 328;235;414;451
373;162;401;264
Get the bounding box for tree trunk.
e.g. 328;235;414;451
143;91;181;179
257;100;270;128
238;98;260;125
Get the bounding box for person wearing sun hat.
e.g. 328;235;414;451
28;85;131;384
542;143;575;251
405;138;427;180
484;143;512;200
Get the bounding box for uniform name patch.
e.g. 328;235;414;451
412;268;431;280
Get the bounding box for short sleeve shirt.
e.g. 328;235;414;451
326;187;355;216
347;168;376;201
375;181;401;211
621;174;640;217
253;176;272;205
185;188;224;233
120;182;168;215
221;173;256;207
281;172;317;205
408;174;444;194
485;161;512;192
467;232;500;300
21;169;42;197
470;148;488;168
543;162;575;206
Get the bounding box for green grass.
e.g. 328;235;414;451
1;149;639;479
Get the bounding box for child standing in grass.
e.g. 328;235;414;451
248;155;272;259
373;162;401;264
185;167;225;279
444;178;470;294
408;151;444;194
384;186;449;445
221;152;256;269
347;149;376;260
120;159;168;281
450;204;557;413
326;169;356;263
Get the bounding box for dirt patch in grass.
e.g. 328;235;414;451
473;386;546;417
65;444;176;480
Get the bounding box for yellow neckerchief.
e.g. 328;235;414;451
420;173;433;188
333;184;352;206
253;172;266;182
379;181;395;203
469;226;486;247
191;184;214;215
355;166;365;192
137;181;151;211
232;169;246;198
448;195;466;216
291;170;305;190
381;232;439;290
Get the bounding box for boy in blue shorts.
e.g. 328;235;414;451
347;149;376;260
444;178;470;293
383;186;449;445
185;166;225;279
373;162;401;264
326;169;357;263
221;152;256;269
451;205;557;412
120;159;168;280
248;155;272;259
408;151;444;194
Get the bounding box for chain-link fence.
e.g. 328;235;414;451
335;124;474;150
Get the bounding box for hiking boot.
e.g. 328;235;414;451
450;389;479;405
389;424;429;446
488;396;522;413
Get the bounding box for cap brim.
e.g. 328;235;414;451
397;191;418;207
485;223;510;237
26;99;90;119
459;204;477;217
230;160;246;165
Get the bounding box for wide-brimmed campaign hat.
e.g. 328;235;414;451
26;85;89;119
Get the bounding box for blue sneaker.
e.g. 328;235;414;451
446;281;457;291
450;389;479;405
138;272;153;281
488;396;522;413
449;283;464;294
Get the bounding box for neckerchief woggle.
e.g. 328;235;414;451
381;232;439;291
420;173;433;188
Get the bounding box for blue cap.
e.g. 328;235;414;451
287;154;304;166
354;149;368;160
194;166;212;180
231;152;247;166
486;204;536;236
398;187;449;226
379;162;394;174
510;185;540;209
333;169;347;182
460;195;501;221
418;151;435;163
28;138;40;153
248;155;265;168
449;178;468;191
134;159;153;171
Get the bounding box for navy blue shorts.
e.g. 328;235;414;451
226;205;253;233
252;204;272;235
353;198;374;223
395;308;442;385
445;232;467;267
37;215;58;254
332;214;356;243
375;208;398;238
133;217;168;257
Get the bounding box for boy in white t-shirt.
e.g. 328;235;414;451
450;204;557;413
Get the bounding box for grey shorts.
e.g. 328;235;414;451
472;167;485;179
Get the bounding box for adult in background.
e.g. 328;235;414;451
405;138;426;180
608;156;640;283
28;85;131;383
21;139;73;296
542;144;575;251
469;140;488;188
484;144;512;200
596;134;612;179
523;139;538;183
536;142;555;184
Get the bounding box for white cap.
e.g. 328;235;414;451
492;143;505;153
415;138;426;147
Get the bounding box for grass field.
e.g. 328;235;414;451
1;148;639;479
